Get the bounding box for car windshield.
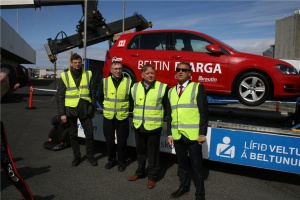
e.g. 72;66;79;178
209;35;238;52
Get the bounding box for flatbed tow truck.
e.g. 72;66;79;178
78;98;300;175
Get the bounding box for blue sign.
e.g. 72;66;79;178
209;128;300;174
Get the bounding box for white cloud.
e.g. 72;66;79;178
224;38;275;55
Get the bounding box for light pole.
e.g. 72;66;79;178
122;0;126;34
83;0;88;70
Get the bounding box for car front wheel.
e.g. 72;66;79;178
235;72;271;106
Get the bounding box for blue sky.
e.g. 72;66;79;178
1;0;299;69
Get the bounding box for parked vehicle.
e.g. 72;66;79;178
103;29;300;106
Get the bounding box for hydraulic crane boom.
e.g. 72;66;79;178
0;0;152;63
44;13;152;63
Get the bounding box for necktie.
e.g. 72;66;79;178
178;85;183;97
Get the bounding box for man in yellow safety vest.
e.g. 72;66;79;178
97;61;132;172
57;53;97;167
128;64;168;189
167;61;209;200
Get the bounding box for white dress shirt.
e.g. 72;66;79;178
177;80;189;95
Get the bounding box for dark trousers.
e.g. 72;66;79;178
103;117;129;164
68;116;94;159
174;138;205;200
134;129;161;181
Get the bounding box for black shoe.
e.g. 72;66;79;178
118;164;126;172
72;156;81;167
105;160;118;169
171;188;190;198
87;157;98;166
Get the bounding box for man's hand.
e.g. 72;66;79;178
168;136;174;146
198;135;206;144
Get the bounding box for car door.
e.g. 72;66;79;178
169;32;229;93
127;32;179;86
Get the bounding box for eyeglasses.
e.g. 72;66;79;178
176;68;190;72
112;68;122;71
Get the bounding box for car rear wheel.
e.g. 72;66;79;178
235;72;271;106
122;67;136;83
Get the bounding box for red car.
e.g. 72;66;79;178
103;29;300;106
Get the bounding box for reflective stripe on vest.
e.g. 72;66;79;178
102;76;131;120
132;81;167;130
61;70;92;107
168;82;200;140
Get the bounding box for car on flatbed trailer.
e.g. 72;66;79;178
104;29;300;106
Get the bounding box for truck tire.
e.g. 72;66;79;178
122;68;136;83
235;72;271;106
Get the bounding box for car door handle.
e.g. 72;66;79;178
131;54;139;57
171;55;182;58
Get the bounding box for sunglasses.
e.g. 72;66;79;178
176;68;190;72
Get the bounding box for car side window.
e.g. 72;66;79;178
128;33;168;50
172;32;212;53
191;39;210;53
173;39;184;51
128;35;140;49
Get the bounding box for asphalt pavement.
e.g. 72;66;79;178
1;79;300;200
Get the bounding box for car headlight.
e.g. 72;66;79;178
275;64;298;75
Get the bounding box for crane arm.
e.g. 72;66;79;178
44;13;152;62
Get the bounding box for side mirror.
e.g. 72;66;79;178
205;44;221;54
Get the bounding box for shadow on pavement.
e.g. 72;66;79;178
1;165;51;190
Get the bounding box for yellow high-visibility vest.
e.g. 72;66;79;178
103;76;131;120
168;82;200;140
61;70;92;107
131;81;167;130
